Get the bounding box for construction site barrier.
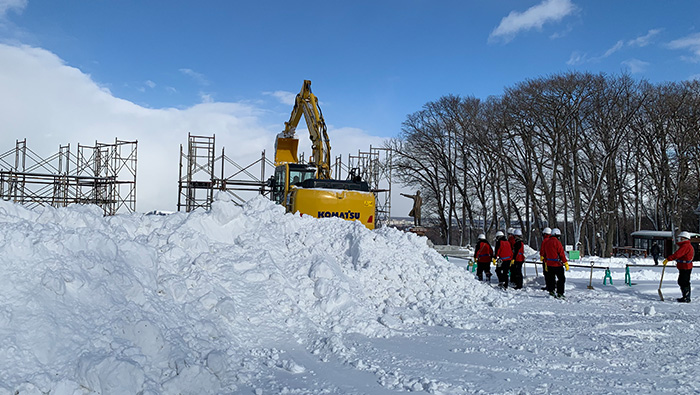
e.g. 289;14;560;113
523;260;613;287
624;264;666;286
463;259;612;287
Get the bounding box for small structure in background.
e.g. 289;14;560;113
631;230;700;261
0;138;137;215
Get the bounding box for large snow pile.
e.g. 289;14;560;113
0;195;489;393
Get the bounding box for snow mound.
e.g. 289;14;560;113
0;196;491;393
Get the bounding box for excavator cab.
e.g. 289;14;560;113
270;163;316;205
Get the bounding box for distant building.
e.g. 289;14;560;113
631;231;700;260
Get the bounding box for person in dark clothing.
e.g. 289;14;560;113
493;231;513;289
507;228;516;250
510;229;525;289
474;233;493;282
650;242;660;265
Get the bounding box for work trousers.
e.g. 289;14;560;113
510;261;524;289
545;265;566;295
476;261;492;281
678;269;692;288
495;259;512;287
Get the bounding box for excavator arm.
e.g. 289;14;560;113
274;80;332;179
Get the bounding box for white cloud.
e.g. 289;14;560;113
570;30;661;66
602;40;624;58
264;90;296;106
489;0;577;43
0;43;388;213
668;32;700;59
179;68;209;86
566;51;587;65
199;92;214;103
621;58;649;74
145;80;156;89
628;29;662;47
0;0;26;18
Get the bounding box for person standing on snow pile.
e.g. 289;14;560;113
663;231;695;303
650;242;660;266
542;228;569;298
493;231;513;289
539;227;552;290
510;229;525;289
474;233;493;282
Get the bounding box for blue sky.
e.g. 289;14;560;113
0;0;699;213
5;0;700;136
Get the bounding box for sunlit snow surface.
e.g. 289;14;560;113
0;195;699;394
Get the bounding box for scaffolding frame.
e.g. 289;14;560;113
348;146;393;226
0;138;137;215
177;134;272;212
177;134;393;225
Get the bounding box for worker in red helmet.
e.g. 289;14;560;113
541;228;569;298
663;231;695;303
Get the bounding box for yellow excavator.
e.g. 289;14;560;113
269;80;376;229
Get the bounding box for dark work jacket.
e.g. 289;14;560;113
513;239;525;263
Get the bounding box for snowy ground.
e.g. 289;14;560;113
0;195;698;394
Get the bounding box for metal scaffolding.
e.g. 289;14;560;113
0;138;137;215
348;146;393;226
177;134;393;225
177;133;272;212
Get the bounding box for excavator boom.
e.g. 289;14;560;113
274;80;331;179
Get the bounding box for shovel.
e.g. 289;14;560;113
587;261;595;290
658;264;666;301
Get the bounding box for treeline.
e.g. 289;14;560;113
389;71;700;256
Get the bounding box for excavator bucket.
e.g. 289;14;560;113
274;137;299;165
